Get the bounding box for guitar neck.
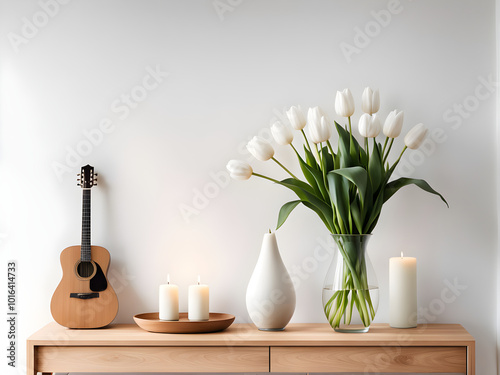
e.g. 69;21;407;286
81;189;91;262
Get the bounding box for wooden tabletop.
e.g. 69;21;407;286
28;322;474;347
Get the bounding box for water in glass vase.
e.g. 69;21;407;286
322;234;379;332
322;286;379;333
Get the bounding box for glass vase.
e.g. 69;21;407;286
322;234;379;333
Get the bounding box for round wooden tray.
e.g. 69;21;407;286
133;312;235;333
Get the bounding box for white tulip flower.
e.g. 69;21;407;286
307;107;331;143
246;136;275;161
226;160;253;180
311;117;332;144
335;88;355;117
361;87;380;115
286;105;307;130
383;110;404;138
358;113;382;138
307;106;322;126
404;123;428;149
271;121;294;145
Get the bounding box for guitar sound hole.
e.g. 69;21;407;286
77;261;95;278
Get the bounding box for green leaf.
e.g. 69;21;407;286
278;178;335;232
277;177;315;199
295;149;329;201
276;200;301;230
321;146;334;173
304;146;319;169
336;122;364;166
334;148;341;170
335;122;354;168
359;144;368;167
364;191;384;233
301;159;330;202
330;166;368;208
296;149;322;197
384;178;449;207
327;172;350;233
301;201;334;233
350;199;363;234
368;141;383;191
299;146;331;201
349;134;360;165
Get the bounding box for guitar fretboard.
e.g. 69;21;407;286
81;189;91;262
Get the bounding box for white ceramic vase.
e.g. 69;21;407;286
246;232;296;331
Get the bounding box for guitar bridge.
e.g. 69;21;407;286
70;292;100;300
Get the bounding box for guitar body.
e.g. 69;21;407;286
51;245;118;329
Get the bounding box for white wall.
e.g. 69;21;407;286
0;0;497;374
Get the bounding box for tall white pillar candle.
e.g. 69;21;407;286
389;252;417;328
188;276;209;321
159;275;179;321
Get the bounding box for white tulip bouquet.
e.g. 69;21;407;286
227;88;447;329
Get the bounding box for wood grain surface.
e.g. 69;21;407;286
28;322;474;347
50;245;118;329
271;346;466;372
36;346;269;372
27;323;475;375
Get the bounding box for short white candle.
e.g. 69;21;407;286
389;252;417;328
188;275;209;321
159;275;179;321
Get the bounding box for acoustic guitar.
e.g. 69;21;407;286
51;165;118;328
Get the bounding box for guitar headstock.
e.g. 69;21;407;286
77;165;98;189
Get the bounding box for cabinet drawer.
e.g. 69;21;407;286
271;346;466;373
37;346;269;373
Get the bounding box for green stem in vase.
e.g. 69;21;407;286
324;237;374;328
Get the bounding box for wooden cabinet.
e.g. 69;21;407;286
27;322;474;374
271;346;467;373
36;346;269;373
